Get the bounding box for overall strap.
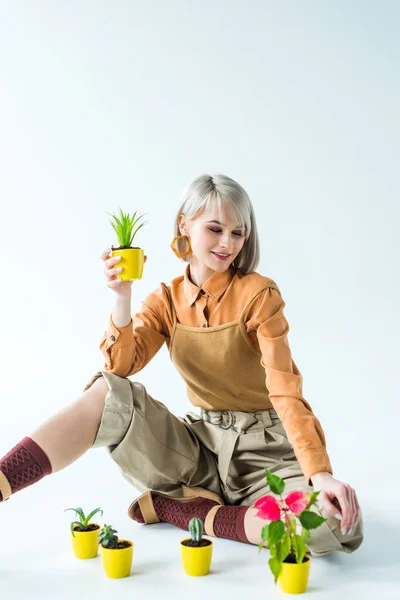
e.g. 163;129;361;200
165;284;177;328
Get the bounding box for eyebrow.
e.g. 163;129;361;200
206;220;244;229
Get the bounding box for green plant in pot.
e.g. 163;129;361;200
180;517;213;576
63;506;103;559
99;524;133;578
107;208;148;280
255;469;328;594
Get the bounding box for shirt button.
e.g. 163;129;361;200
110;335;116;341
202;324;207;328
200;289;206;295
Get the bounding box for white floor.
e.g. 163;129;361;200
0;449;398;600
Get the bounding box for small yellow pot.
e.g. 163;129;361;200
278;554;311;594
70;523;100;559
101;540;133;578
111;248;144;280
180;538;213;576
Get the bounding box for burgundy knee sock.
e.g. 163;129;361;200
0;437;52;502
134;496;250;543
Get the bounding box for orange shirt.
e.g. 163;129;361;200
99;264;333;484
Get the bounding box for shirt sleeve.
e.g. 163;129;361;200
250;284;333;486
99;283;172;377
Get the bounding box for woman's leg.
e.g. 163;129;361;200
30;376;109;472
0;376;109;501
243;507;271;544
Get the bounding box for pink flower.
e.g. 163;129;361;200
253;495;281;521
284;490;309;514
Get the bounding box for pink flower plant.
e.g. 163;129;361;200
254;469;327;584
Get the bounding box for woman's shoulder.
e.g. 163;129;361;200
141;280;173;309
233;269;282;298
141;271;186;314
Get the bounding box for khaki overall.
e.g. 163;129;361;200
84;283;364;556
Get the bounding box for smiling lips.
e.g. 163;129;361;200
212;252;231;261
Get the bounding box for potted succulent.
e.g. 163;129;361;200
99;524;133;579
180;517;213;577
107;208;148;280
63;506;103;559
255;469;327;594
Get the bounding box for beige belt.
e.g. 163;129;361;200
200;408;277;485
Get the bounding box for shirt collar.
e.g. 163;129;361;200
183;263;235;306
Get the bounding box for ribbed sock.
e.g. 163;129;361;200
0;437;52;502
134;495;250;543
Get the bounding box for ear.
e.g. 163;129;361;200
177;214;187;236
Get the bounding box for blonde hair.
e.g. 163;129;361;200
173;173;260;274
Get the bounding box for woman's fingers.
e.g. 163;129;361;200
100;249;147;287
333;488;351;533
349;489;360;532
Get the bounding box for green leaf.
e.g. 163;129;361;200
299;509;327;530
261;524;269;543
279;530;291;562
64;507;80;517
264;469;285;495
268;519;285;546
302;527;311;544
75;507;86;523
85;507;103;524
70;521;85;537
268;557;282;585
64;507;86;523
291;534;307;563
99;524;118;547
306;491;320;508
129;221;148;245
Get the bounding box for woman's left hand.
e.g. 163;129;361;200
311;472;360;535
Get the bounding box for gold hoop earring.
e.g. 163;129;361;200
170;235;192;258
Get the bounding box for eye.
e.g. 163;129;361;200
208;228;243;237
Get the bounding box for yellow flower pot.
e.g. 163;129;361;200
180;538;213;576
278;554;311;594
101;540;133;578
111;248;144;280
70;523;100;559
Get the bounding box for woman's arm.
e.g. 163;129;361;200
112;295;133;327
249;285;333;487
100;283;172;377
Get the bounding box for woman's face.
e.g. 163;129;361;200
178;206;246;274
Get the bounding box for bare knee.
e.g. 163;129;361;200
81;375;109;411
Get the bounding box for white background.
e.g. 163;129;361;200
0;1;398;598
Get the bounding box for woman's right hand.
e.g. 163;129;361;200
100;249;147;299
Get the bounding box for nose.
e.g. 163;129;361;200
220;233;230;247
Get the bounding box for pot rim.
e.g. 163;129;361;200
180;538;213;546
100;539;133;549
282;554;311;564
72;523;101;532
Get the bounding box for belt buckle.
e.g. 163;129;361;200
218;410;236;430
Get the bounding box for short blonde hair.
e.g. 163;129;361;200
173;173;260;274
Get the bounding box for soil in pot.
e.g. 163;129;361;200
283;552;309;564
73;524;100;533
181;539;212;548
102;541;132;549
112;246;141;250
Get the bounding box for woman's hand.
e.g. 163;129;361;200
100;248;147;299
310;472;360;535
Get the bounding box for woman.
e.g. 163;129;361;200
0;173;363;556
